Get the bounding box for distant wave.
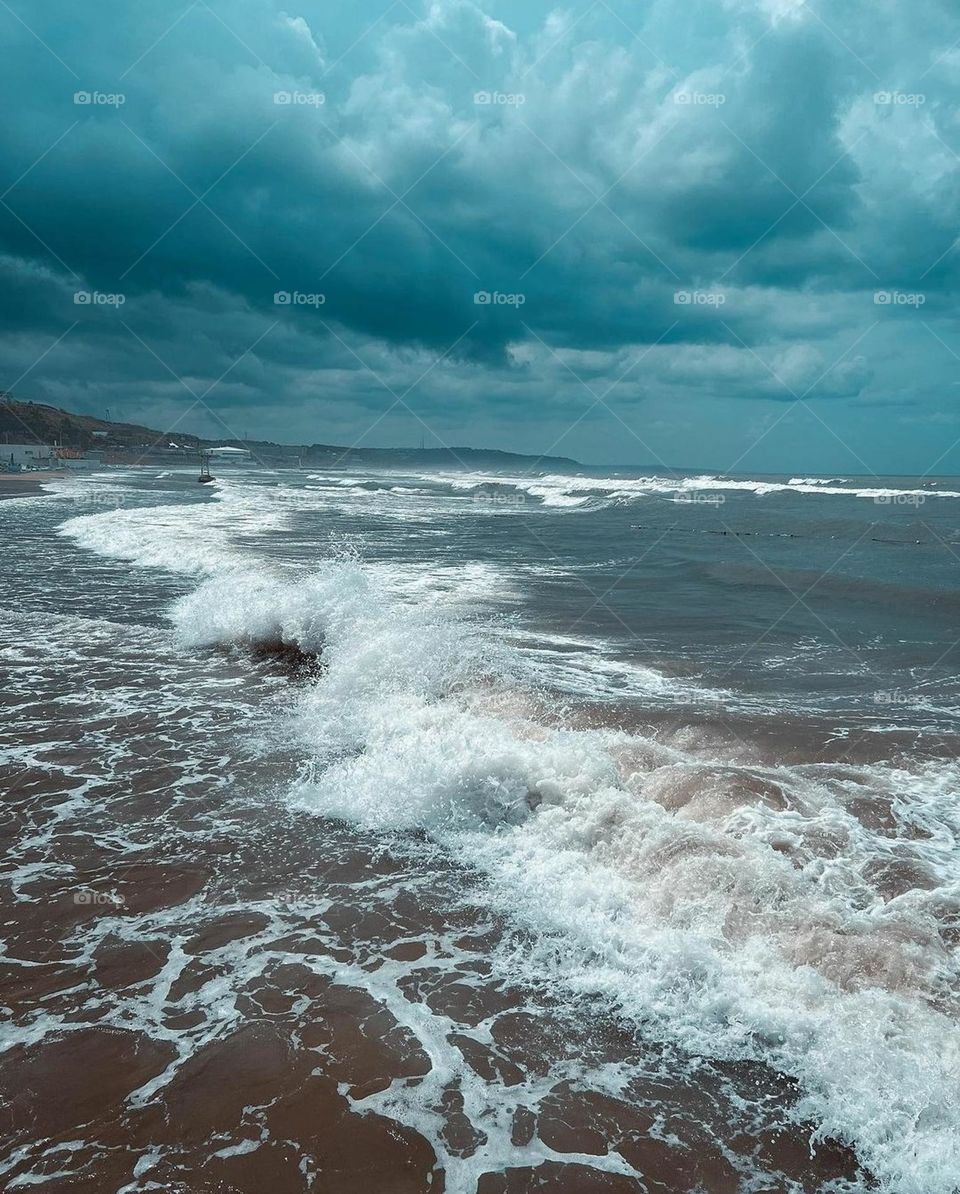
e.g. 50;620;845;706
415;470;960;511
149;469;960;523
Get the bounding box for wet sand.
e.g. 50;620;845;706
0;632;871;1193
0;791;867;1194
0;482;894;1193
0;472;63;499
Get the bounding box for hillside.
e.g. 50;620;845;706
0;397;199;451
302;443;577;469
0;397;578;470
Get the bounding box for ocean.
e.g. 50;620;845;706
2;465;959;1194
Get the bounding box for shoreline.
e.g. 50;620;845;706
0;472;64;499
2;466;948;1191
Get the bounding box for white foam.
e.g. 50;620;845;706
58;481;292;575
163;554;960;1193
505;629;734;706
366;560;520;609
418;470;960;507
56;475;960;1191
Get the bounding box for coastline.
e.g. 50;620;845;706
0;472;64;500
3;467;954;1192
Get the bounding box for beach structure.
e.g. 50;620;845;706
206;446;253;465
2;443;57;470
55;447;105;470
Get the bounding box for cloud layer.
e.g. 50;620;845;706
1;0;958;470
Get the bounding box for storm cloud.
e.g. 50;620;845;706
1;0;958;470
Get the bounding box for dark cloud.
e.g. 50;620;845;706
1;0;958;469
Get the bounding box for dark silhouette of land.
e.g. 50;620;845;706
0;396;578;471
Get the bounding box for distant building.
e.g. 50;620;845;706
56;448;104;470
1;443;56;470
207;446;254;465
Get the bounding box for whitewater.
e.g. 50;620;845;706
38;467;960;1194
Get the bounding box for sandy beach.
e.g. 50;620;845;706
0;472;63;499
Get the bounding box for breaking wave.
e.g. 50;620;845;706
61;485;960;1194
403;471;960;513
174;563;960;1194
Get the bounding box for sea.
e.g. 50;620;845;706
1;464;959;1194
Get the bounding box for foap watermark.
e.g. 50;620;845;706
474;90;525;107
474;290;526;307
74;90;125;107
874;492;925;506
274;90;325;106
79;492;129;508
674;492;726;505
675;90;726;107
274;290;325;307
873;689;913;705
674;289;726;307
73;889;126;908
874;290;925;307
74;290;126;306
874;91;925;107
473;488;527;507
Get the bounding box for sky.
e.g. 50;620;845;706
1;0;959;472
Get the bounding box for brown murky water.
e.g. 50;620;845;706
6;470;960;1192
0;619;868;1192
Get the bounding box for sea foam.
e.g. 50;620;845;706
61;485;960;1193
175;561;960;1194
